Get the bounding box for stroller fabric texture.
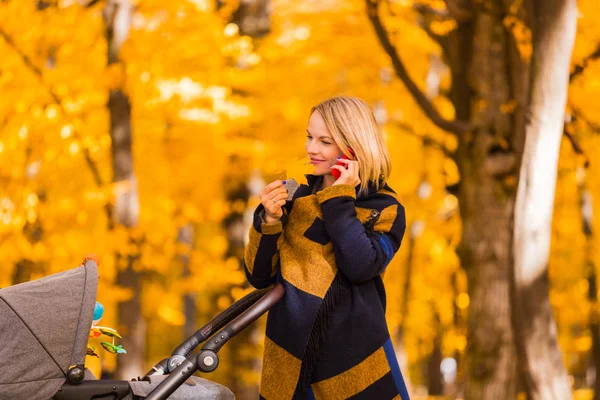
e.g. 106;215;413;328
126;375;234;400
0;262;97;400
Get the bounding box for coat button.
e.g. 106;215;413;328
370;210;379;218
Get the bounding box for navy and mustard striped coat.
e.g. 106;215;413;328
243;175;410;400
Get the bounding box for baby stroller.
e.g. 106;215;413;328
0;259;284;400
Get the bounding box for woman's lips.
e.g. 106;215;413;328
310;158;326;164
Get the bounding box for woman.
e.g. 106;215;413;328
243;96;409;400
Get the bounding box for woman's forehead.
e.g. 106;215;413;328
307;111;331;137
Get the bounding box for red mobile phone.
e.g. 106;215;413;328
331;148;354;180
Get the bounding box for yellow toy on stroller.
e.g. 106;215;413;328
0;259;284;400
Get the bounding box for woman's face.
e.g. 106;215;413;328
306;111;344;176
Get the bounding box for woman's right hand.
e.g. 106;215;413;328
259;180;289;223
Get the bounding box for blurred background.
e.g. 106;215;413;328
1;0;599;399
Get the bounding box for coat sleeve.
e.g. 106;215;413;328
242;204;289;289
317;184;406;284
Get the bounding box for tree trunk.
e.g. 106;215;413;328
104;0;143;380
457;133;518;400
427;310;443;396
450;3;526;398
14;219;44;284
511;0;577;399
178;224;196;338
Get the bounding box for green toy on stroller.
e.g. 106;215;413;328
0;258;284;400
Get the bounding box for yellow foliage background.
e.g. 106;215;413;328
1;0;600;398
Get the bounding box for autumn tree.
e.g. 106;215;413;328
368;0;576;398
511;1;577;399
103;0;144;379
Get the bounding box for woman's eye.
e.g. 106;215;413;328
322;142;331;145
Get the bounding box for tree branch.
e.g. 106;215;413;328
443;0;472;22
570;44;600;82
564;108;594;168
367;0;471;135
563;128;588;167
571;105;600;132
75;0;103;7
395;121;454;158
413;3;450;18
0;30;62;105
0;29;108;195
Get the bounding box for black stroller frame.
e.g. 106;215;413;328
0;259;284;400
142;282;283;400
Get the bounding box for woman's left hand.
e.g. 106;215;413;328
331;158;361;187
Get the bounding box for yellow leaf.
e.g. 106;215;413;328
282;156;313;186
430;19;457;36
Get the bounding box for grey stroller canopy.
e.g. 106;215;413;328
0;261;98;400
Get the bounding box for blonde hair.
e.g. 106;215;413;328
311;96;391;195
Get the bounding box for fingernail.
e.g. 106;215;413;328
337;157;341;159
282;180;286;184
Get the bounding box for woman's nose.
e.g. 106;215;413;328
306;140;318;154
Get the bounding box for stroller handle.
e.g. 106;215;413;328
202;283;285;353
144;282;284;400
202;282;284;353
143;284;277;377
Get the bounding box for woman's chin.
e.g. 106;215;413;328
313;170;333;177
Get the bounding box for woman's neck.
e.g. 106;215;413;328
322;174;336;189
